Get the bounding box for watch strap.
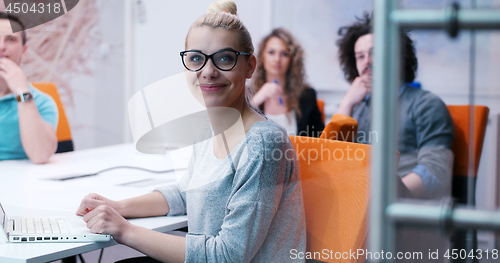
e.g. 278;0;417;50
16;92;33;103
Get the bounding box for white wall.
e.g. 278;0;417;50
64;0;125;150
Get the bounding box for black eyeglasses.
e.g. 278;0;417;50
180;48;251;72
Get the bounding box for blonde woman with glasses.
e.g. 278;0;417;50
76;1;306;262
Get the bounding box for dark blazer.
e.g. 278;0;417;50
297;88;324;137
259;88;325;137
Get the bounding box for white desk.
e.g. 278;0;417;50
0;144;189;263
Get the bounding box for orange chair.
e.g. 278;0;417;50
446;105;489;202
289;136;369;263
317;99;325;124
320;113;358;142
31;82;74;153
446;105;489;258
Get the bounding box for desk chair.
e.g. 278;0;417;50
447;105;489;203
446;105;489;263
289;136;369;263
316;99;325;124
320;113;358;142
31;82;74;153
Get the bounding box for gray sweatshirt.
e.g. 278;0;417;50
352;85;454;199
156;120;306;262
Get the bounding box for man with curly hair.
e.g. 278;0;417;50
0;13;58;163
334;13;456;262
336;13;454;200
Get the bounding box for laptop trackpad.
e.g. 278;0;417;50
67;217;101;235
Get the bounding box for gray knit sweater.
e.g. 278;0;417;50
156;120;306;262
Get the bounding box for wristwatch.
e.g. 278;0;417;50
16;92;33;103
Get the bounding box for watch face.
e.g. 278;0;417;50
17;92;33;102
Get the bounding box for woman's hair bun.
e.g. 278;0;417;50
207;0;237;15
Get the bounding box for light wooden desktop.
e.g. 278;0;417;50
0;144;188;263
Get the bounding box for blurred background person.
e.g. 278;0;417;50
0;13;58;164
252;28;324;137
335;13;455;262
336;13;454;200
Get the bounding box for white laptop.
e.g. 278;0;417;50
0;201;111;243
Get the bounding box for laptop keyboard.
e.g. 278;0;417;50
20;218;70;234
